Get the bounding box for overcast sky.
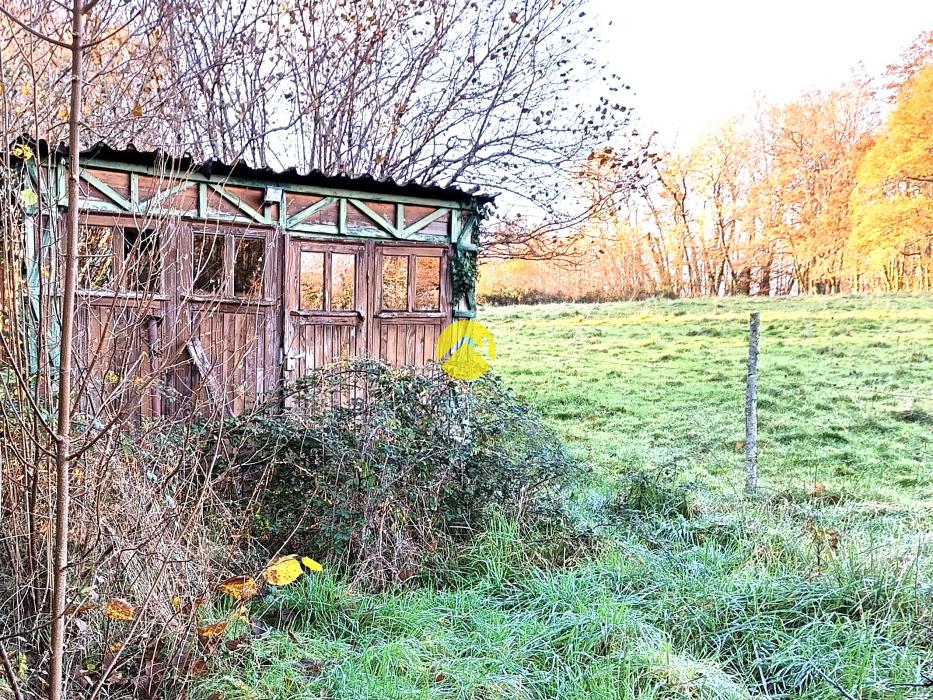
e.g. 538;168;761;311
591;0;933;147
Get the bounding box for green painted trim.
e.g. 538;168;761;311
197;183;207;217
347;198;395;236
208;183;266;224
79;169;133;210
449;208;461;244
402;207;448;237
286;196;335;228
49;156;477;245
142;179;197;212
79;157;471;209
56;163;66;204
23;215;39;375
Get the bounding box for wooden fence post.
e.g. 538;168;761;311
745;312;760;494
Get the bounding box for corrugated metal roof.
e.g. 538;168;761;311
32;139;495;206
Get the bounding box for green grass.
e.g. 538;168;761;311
484;294;933;507
198;295;933;699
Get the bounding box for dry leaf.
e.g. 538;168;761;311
217;575;259;600
105;598;135;621
263;556;303;586
197;621;228;640
131;103;143;118
65;602;96;615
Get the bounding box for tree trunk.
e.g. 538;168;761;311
48;1;84;697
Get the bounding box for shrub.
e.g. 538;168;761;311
214;359;584;588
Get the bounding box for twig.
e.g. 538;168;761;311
814;667;858;700
0;643;25;700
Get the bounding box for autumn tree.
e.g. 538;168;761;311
850;65;933;290
750;83;876;293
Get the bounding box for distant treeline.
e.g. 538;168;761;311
480;33;933;304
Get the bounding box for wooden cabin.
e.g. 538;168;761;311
17;142;489;418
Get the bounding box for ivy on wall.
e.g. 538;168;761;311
451;247;478;314
451;203;486;317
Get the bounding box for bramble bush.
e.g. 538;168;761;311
213;359;585;588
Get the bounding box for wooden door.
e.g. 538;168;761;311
283;239;367;383
372;243;450;367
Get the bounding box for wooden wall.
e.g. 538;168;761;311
64;164;460;418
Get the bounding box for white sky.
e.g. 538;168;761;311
591;0;933;148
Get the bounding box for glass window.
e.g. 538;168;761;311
122;228;160;292
414;256;440;311
234;238;264;298
331;253;355;310
300;251;325;309
77;225;113;289
381;255;408;310
193;234;224;294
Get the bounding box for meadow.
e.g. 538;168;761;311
485;294;933;506
200;295;932;700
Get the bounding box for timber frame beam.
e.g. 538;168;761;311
33;156;480;248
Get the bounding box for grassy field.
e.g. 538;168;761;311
200;295;932;700
484;294;932;507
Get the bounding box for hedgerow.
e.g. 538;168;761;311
213;359;586;589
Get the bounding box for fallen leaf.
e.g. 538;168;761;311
217;575;259;600
105;598;135;621
197;621;228;641
298;659;324;677
263;556;303;586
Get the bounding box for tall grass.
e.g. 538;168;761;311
197;495;931;700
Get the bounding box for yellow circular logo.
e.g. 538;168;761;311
435;319;496;380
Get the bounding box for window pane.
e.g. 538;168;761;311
300;251;324;309
193;234;224;294
234;238;264;298
123;228;160;292
414;256;440;311
381;255;408;310
78;226;113;289
331;253;355;310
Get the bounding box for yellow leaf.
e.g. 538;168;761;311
171;595;182;612
262;556;303;586
131;102;143;118
301;557;323;573
105;598;135;621
109;642;122;652
19;189;38;207
197;620;228;640
217;575;259;601
57;106;69;120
